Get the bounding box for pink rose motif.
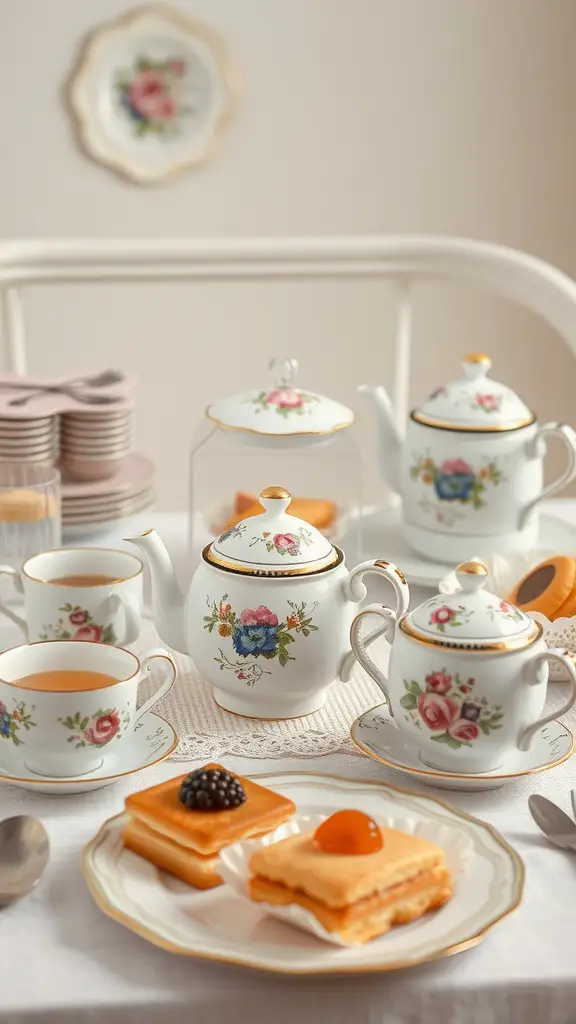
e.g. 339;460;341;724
236;671;247;680
168;59;186;76
448;719;480;743
431;606;454;625
499;600;512;613
273;532;299;554
425;671;452;694
73;624;103;642
69;608;88;626
240;606;279;626
417;692;460;731
439;458;473;476
475;393;499;412
128;71;175;121
265;388;303;409
84;712;121;746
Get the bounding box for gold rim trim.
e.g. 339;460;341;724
82;770;524;974
22;546;144;584
0;711;178;785
260;486;290;500
457;561;488;575
203;543;342;577
351;706;575;780
205;407;353;437
0;638;141;691
399;617;542;652
411;410;535;433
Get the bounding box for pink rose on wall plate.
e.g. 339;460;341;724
116;54;191;138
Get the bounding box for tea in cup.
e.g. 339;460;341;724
0;640;176;777
0;547;143;646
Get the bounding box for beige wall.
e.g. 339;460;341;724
1;0;576;509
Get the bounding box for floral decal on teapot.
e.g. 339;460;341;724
427;603;474;634
217;524;247;544
249;388;320;419
410;451;504;527
249;526;313;557
59;707;130;749
487;599;524;624
473;393;501;413
38;605;118;645
400;671;503;749
203;594;318;686
0;699;36;746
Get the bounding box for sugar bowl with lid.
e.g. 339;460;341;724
350;560;576;773
128;487;405;718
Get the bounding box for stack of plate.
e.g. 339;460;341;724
60;408;133;482
0;416;58;463
61;453;155;533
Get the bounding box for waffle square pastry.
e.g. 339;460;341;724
248;823;452;944
124;764;296;890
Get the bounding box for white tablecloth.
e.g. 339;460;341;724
3;504;576;1024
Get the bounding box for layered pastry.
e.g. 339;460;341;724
506;556;576;620
248;810;452;944
124;765;296;889
224;493;336;532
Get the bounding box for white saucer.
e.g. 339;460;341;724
0;710;177;794
350;704;574;791
337;505;576;587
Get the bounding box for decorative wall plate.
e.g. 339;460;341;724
68;5;240;184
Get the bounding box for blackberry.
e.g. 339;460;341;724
179;768;247;812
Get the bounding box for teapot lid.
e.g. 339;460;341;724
412;354;534;432
204;486;342;576
402;561;541;650
206;357;354;438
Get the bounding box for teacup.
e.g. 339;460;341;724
0;640;176;777
0;547;144;646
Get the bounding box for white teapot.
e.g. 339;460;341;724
360;353;576;562
127;488;406;719
350;560;576;773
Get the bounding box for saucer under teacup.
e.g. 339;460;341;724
350;704;574;792
0;710;177;794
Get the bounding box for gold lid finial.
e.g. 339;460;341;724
464;353;490;363
260;486;291;500
457;561;488;575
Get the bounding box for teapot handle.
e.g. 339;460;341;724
517;648;576;751
349;604;397;711
343;558;410;614
520;423;576;528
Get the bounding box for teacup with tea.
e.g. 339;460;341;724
0;640;176;777
0;547;143;646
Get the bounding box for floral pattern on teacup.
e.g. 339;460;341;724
249;526;313;557
400;671;503;749
203;594;318;685
59;708;130;749
249;389;320;419
0;700;36;747
116;55;191;138
38;605;118;645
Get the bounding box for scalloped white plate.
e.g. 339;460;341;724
83;771;523;974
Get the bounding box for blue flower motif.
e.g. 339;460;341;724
434;472;476;501
0;713;11;737
232;624;278;657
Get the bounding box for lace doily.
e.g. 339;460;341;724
134;620;384;760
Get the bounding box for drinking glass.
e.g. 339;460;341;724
0;464;61;568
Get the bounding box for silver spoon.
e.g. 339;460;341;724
7;370;124;407
528;794;576;853
0;815;49;906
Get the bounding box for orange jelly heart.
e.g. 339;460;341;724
313;809;383;854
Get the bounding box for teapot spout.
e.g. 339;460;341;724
124;529;187;655
358;384;403;494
